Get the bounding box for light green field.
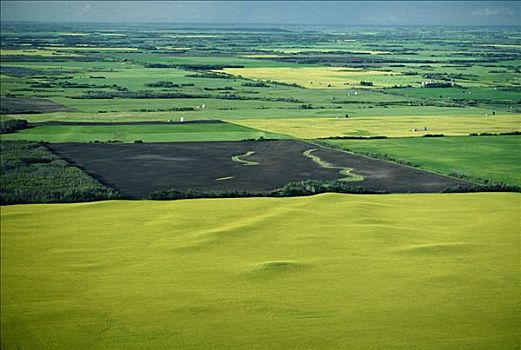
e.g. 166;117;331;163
1;193;519;349
2;106;498;124
390;87;521;102
322;135;521;185
234;115;521;138
0;122;286;143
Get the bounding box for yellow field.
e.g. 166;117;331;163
260;47;390;55
0;49;79;57
220;67;400;88
43;46;139;51
1;193;519;349
479;44;521;49
233;115;521;138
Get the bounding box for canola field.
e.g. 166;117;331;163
1;193;519;349
221;67;410;88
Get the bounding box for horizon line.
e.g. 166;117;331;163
2;20;520;28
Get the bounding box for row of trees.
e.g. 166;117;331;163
0;119;29;134
149;180;386;200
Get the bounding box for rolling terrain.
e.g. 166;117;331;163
1;193;519;349
0;21;519;350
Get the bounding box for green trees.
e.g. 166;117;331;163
1;141;121;204
0;119;29;134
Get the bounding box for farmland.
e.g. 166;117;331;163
220;66;409;88
1;19;520;350
321;136;521;185
1;121;286;143
234;114;521;138
1;193;519;349
46;140;468;198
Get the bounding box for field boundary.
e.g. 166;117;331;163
30;120;227;126
305;140;482;186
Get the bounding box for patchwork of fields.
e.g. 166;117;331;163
1;22;520;350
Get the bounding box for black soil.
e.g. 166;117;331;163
0;97;76;114
48;140;470;198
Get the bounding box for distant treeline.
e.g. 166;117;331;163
73;90;205;99
242;81;271;87
73;90;301;103
469;131;521;136
145;81;195;88
144;63;244;70
0;119;29;134
185;72;235;79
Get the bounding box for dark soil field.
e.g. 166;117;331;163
0;96;75;114
48;140;469;198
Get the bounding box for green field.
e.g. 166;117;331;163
321;135;521;185
0;122;286;143
1;193;519;349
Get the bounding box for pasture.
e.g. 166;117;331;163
1;121;285;143
1;193;519;349
322;135;521;185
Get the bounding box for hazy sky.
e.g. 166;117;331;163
1;1;520;26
